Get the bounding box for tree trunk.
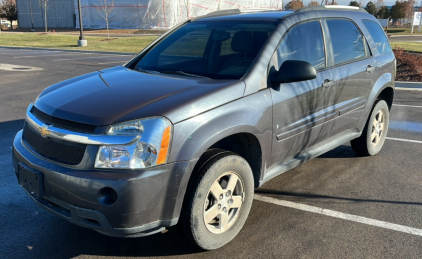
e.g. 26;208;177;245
45;7;47;33
106;19;109;39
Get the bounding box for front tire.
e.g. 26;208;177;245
181;150;254;250
351;100;389;156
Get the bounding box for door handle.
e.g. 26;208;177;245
366;65;375;73
322;79;334;89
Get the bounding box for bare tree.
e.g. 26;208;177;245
285;0;304;10
95;0;115;39
308;0;319;6
375;0;385;10
38;0;54;33
404;0;416;21
320;0;337;5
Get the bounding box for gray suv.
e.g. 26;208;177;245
12;6;395;250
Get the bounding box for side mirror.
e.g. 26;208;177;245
271;60;317;84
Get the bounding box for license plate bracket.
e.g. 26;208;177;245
18;163;44;198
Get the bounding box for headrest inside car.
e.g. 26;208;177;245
231;31;253;54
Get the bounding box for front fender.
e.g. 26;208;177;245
169;89;273;164
167;90;273;220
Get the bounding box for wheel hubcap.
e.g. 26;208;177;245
203;172;244;234
371;109;385;146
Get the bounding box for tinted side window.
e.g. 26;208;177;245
277;21;325;70
326;20;366;65
362;20;392;56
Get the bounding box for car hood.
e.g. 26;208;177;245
34;66;245;125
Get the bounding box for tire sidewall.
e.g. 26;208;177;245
190;155;254;250
365;100;389;156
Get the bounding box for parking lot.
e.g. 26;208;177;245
1;48;422;258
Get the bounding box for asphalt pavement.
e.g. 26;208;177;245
1;48;422;259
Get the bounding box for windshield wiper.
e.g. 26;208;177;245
135;68;160;74
160;70;210;79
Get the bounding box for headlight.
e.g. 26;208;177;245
95;117;172;169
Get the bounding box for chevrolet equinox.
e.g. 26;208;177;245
12;6;395;250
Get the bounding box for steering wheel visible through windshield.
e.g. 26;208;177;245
133;20;276;79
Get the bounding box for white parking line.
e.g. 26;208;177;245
254;194;422;237
54;55;128;61
98;61;126;64
386;137;422;144
393;104;422;109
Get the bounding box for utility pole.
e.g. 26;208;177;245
77;0;87;47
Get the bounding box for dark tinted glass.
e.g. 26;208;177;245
277;21;325;70
135;21;276;79
326;20;366;65
362;20;392;56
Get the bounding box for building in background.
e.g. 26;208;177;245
16;0;283;29
16;0;75;28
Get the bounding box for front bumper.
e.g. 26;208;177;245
12;130;195;237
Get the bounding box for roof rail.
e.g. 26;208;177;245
206;8;279;16
295;5;368;13
206;9;241;16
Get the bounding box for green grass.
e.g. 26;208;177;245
391;42;422;53
386;28;422;35
0;33;158;53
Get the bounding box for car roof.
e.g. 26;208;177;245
193;10;294;22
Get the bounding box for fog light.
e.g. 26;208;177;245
98;187;118;206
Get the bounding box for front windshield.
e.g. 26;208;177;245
134;20;277;79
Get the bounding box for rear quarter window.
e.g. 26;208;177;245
362;20;392;56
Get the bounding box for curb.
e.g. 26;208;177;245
395;81;422;89
1;31;163;37
58;33;162;37
0;45;136;56
388;34;422;37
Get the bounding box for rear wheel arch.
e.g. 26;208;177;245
376;86;394;110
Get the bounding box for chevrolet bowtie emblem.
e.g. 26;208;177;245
39;125;51;138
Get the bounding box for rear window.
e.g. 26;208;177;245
362;20;392;56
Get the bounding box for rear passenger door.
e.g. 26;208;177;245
270;20;338;163
323;19;375;135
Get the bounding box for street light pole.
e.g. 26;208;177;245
29;0;35;31
77;0;87;47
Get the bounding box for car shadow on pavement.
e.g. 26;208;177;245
37;222;205;258
0;119;25;155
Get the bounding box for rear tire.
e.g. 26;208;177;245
351;100;389;156
181;150;254;250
